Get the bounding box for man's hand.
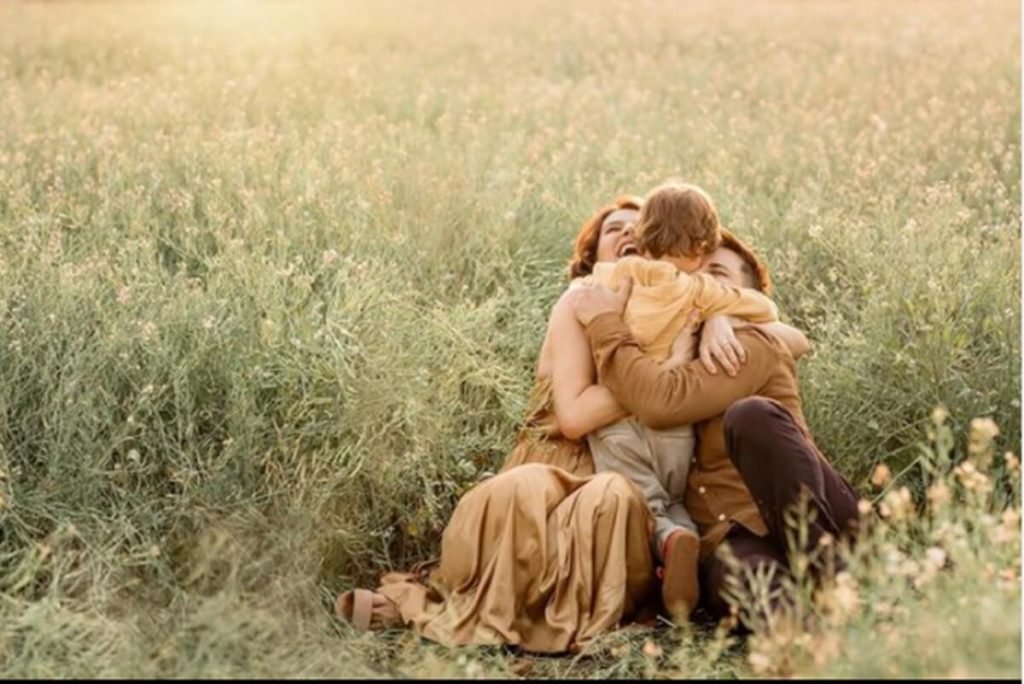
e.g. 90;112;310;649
571;276;633;327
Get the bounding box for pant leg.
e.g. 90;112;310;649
588;419;679;561
645;424;697;538
723;397;861;559
700;525;791;630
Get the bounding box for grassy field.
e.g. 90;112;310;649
0;0;1020;678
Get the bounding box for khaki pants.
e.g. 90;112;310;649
587;418;696;562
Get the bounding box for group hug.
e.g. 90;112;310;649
335;181;862;654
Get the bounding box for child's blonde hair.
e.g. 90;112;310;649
636;181;721;259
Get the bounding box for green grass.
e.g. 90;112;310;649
0;0;1019;677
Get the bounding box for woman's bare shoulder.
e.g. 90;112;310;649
536;286;581;378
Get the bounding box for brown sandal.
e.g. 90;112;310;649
334;589;401;631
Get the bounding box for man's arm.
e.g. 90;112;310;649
584;313;777;430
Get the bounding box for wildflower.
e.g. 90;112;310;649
990;508;1021;545
901;558;922;583
924;546;947;570
883;546;905;575
954;461;992;494
931;405;949;425
880;486;914;522
202;316;215;330
322;249;339;266
811;633;841;667
970;417;999;441
642;640;662;658
1003;452;1019;474
260;319;275;343
968;417;999;469
927;480;951;511
832;571;861;620
870;463;892;487
857;499;873;516
914;546;947;589
116;285;133;304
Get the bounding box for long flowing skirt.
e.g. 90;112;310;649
377;463;657;654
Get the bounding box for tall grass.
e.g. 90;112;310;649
0;0;1019;677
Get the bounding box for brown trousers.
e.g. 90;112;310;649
700;397;861;624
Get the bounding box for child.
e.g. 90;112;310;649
572;181;778;622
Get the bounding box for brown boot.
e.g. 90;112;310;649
661;528;700;623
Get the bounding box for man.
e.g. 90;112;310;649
570;232;862;626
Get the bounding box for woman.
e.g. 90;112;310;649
335;196;660;654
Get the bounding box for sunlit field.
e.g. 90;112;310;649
0;0;1019;678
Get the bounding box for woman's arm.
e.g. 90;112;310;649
547;289;629;440
536;322;554;379
756;321;810;359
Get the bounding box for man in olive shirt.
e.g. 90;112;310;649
570;240;861;626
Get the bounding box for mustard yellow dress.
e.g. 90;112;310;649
375;378;658;653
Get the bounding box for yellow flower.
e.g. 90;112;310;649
871;463;893;488
968;417;1000;469
931;406;950;426
880;486;915;522
927;480;951;511
1003;452;1020;473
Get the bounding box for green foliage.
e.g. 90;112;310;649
0;0;1018;678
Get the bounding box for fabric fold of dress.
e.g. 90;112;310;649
375;378;658;654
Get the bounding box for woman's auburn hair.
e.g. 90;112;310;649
718;226;773;296
567;195;643;279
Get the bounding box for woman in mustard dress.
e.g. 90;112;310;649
335;196;661;654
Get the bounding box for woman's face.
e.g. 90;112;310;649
700;247;753;289
594;208;639;263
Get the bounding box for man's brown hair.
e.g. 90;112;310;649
718;227;773;295
636;181;721;259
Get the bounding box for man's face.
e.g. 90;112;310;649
700;247;751;289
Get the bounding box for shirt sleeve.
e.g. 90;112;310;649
689;273;778;323
584;313;779;429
